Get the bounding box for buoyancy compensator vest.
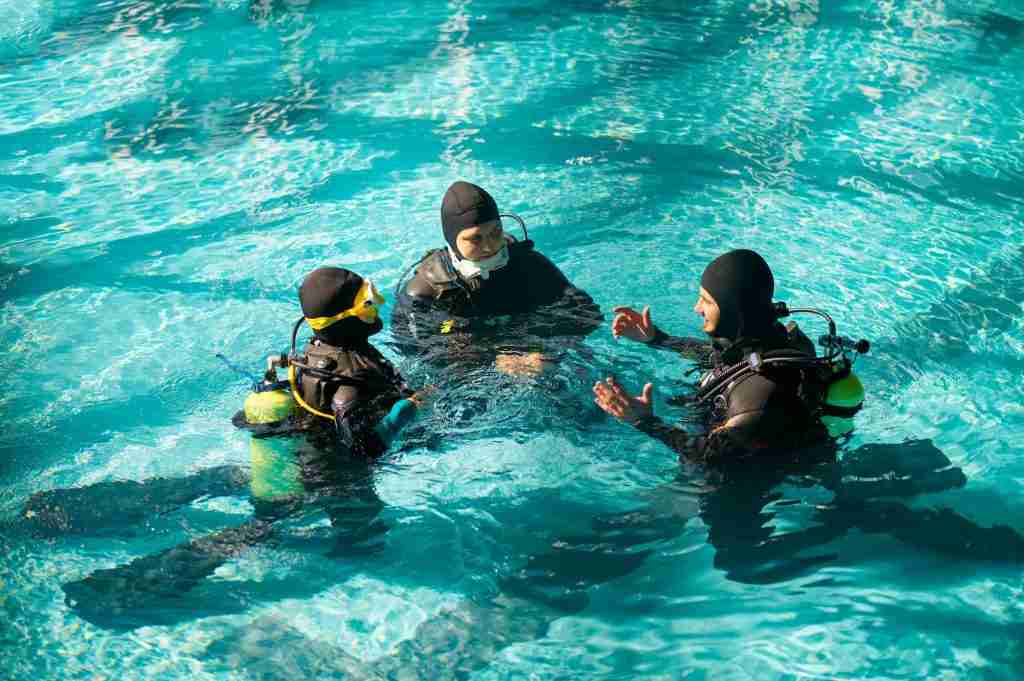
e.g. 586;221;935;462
693;304;869;438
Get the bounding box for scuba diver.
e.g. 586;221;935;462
22;266;429;628
594;248;867;461
312;251;1019;674
589;247;1022;575
271;265;429;454
391;181;603;376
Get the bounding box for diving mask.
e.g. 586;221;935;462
305;279;385;330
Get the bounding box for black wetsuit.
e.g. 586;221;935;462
638;322;829;463
236;338;413;459
293;338;414;458
391;239;602;362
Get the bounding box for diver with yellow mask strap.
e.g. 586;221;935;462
18;267;428;628
243;266;428;458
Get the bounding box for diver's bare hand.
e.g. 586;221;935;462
409;385;437;408
495;352;550;377
593;377;653;423
611;306;655;343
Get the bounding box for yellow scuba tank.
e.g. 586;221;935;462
769;302;870;439
243;387;296;425
244;356;303;503
821;368;865;438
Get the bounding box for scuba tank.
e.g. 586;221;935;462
243;355;296;425
821;370;865;438
809;315;868;437
792;305;867;437
243;355;303;503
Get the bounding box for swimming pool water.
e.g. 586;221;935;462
2;1;1023;679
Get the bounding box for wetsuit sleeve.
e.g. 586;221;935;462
512;283;604;339
633;414;757;463
693;414;767;462
634;374;781;462
331;385;389;458
647;326;711;363
635;416;693;457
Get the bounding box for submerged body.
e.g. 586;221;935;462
639;320;833;462
25;267;424;627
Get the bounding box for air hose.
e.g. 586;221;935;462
287;363;336;421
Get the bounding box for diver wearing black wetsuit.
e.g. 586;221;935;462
391;181;602;365
283;266;421;458
23;267;424;627
596;249;838;462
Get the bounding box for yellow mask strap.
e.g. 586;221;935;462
305;279;385;331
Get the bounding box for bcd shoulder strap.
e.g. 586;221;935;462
417;250;461;296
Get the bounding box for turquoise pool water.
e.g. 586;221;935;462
2;0;1023;678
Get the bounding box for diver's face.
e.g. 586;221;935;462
694;287;721;335
456;220;504;261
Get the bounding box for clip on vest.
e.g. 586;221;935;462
747;352;763;373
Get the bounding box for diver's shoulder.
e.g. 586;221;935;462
511;240;560;270
405;275;437;299
404;249;457;299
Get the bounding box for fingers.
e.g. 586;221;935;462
611;308;639;338
640;382;653;405
592;378;632;418
604;376;628;399
598;376;626;413
610;306;653;341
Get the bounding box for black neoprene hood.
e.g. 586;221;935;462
700;249;777;340
299;267;381;345
300;267;363;319
441;181;500;256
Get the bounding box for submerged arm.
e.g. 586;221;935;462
390;289;495;367
332;384;419;458
636;412;762;463
647;327;711;363
510;251;604;339
509;284;604;339
593;378;757;463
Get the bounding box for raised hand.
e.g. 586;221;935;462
593;377;654;424
611;305;655;343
